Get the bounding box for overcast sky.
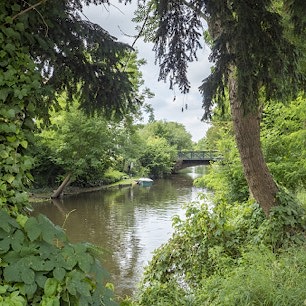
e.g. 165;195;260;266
83;2;212;142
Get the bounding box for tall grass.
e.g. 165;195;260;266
196;246;306;306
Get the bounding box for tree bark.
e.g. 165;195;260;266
228;67;278;216
51;172;72;199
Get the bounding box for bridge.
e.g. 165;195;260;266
174;150;221;171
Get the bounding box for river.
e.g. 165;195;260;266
32;166;207;297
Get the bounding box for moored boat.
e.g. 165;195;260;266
136;178;153;187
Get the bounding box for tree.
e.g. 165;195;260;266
0;1;145;303
138;0;306;216
140;120;193;150
139;136;177;177
35;101;116;196
6;0;142;120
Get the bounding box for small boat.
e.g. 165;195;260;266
136;178;153;187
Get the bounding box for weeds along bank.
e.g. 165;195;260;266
127;189;306;305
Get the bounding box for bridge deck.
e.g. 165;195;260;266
174;151;222;171
177;150;220;161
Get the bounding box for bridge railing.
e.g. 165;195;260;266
177;150;221;161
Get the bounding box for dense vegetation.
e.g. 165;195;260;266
137;0;306;215
126;94;306;306
1;0;306;305
31;116;193;191
121;1;306;303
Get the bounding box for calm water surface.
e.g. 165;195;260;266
32;166;207;297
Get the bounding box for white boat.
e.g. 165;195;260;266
136;178;153;187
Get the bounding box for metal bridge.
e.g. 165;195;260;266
174;150;221;171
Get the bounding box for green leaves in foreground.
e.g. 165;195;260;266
0;211;118;305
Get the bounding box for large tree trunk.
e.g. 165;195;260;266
228;67;278;216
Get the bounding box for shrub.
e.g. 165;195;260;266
0;211;117;305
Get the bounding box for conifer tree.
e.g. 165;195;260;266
4;0;141;121
143;0;306;216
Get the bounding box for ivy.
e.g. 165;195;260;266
0;5;119;304
0;12;38;212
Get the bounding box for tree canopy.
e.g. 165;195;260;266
3;0;142;120
136;0;306;215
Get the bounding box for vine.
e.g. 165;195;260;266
0;4;118;305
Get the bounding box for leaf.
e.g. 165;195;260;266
77;253;93;273
0;211;14;232
0;88;9;101
38;214;65;244
6;135;17;143
30;256;46;271
43;260;56;272
61;245;77;270
24;283;37;298
66;280;77;296
7;108;16;118
53;267;66;281
21;266;35;284
44;278;58;297
3;250;21;263
0;149;9;159
41;296;60;306
3;263;22;282
4;174;15;184
11;230;25;252
75;281;91;297
0;285;8;294
24;217;41;241
35;272;47;289
16;214;28;228
8;293;26;306
20;140;28;149
0;237;11;253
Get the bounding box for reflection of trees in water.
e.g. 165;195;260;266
32;167;207;297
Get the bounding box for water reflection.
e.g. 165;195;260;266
32;166;207;297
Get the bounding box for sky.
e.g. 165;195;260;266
83;2;212;142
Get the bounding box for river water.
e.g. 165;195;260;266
32;166;207;297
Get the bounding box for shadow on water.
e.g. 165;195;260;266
32;166;208;297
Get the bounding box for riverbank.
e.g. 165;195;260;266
29;178;138;203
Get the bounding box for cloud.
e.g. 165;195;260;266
83;2;212;141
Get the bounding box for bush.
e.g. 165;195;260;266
134;190;306;305
102;168;127;185
0;211;117;305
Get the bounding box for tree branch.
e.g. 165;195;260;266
182;0;208;22
12;0;46;21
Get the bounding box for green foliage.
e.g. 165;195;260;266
3;0;141;121
0;10;41;211
134;280;193;306
33;101;114;185
194;246;306;306
261;95;306;191
139;137;177;178
297;189;306;208
32;99;147;187
136;120;193;177
102;168;127;185
195;126;249;203
0;211;117;305
0;2;143;304
134;191;305;305
140;121;193;150
146;0;305;118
